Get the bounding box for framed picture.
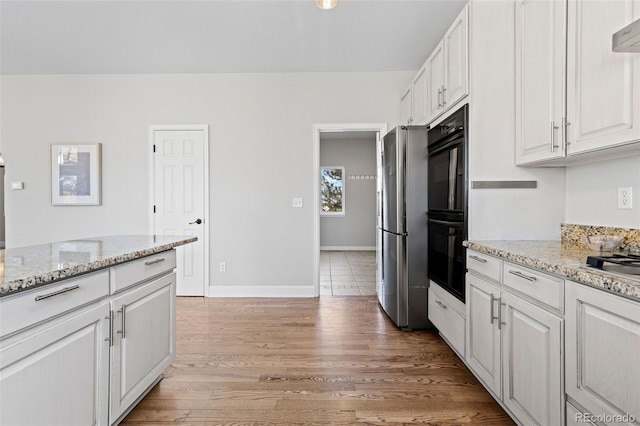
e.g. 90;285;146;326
51;143;102;205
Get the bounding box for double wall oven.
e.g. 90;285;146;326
427;105;468;302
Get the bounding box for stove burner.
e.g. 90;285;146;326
586;253;640;276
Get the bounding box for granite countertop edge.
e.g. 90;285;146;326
0;236;197;297
463;240;640;302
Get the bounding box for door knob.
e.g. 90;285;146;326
189;218;203;225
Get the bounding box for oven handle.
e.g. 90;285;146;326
428;218;463;227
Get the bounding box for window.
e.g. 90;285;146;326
320;166;345;216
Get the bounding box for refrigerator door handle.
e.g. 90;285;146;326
377;226;408;237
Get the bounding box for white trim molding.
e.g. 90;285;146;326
209;285;316;298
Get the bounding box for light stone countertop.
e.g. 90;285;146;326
0;235;197;297
463;240;640;302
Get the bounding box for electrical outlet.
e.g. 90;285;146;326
292;197;303;208
219;262;226;272
618;187;632;209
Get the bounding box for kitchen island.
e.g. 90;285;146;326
460;239;639;426
0;235;196;426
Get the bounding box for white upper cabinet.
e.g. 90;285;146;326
426;41;445;123
443;5;469;109
411;64;428;125
515;0;640;166
400;84;412;125
566;0;640;155
426;5;469;124
515;0;567;165
403;4;468;127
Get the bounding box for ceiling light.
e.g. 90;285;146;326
316;0;337;10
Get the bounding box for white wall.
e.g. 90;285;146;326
320;135;377;248
467;0;566;240
0;71;413;295
565;156;640;228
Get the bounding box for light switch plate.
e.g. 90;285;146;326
11;181;24;190
292;197;303;208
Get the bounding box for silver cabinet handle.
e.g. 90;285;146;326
144;258;165;266
105;310;114;346
564;118;571;147
550;121;560;152
437;87;442;108
469;255;487;264
442;85;447;106
498;299;506;330
435;300;448;309
508;270;537;282
489;293;498;324
34;285;80;301
117;305;127;339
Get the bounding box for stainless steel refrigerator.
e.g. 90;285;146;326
378;126;431;330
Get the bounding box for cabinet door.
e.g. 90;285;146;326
400;85;412;125
566;0;640;155
566;281;640;425
465;273;502;398
0;302;110;426
426;41;445;123
501;293;563;426
411;65;428;125
443;5;468;109
515;0;566;165
110;273;176;422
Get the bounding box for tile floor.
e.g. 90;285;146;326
320;250;377;296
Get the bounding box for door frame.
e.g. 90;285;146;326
313;123;387;297
148;124;210;297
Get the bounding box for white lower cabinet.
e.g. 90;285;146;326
466;274;502;397
501;291;562;426
0;301;110;426
428;281;465;357
0;251;178;426
466;250;564;426
565;281;640;426
109;273;176;423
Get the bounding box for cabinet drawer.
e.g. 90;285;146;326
0;270;109;339
466;251;502;283
502;263;563;312
428;283;465;357
110;250;176;293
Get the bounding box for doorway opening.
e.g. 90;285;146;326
313;123;387;297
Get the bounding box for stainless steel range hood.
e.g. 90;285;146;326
613;18;640;52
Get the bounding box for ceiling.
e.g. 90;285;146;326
0;0;467;75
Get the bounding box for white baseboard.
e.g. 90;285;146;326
320;246;376;251
208;285;316;298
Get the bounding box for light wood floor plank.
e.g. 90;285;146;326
121;296;514;425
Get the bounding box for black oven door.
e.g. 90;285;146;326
428;217;466;302
428;139;465;213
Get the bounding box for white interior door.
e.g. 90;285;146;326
150;126;208;296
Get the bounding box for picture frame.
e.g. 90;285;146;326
51;143;102;205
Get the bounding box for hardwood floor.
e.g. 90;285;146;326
121;296;514;425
